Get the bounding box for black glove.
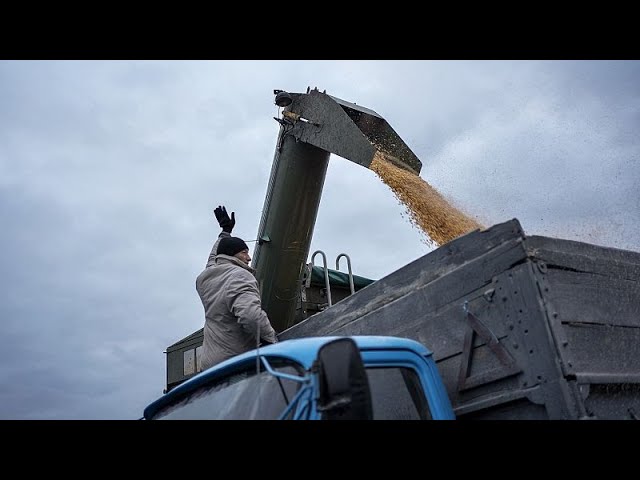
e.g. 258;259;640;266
214;205;235;233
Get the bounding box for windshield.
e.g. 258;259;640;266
151;359;305;420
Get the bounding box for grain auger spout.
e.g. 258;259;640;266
252;87;424;332
276;88;422;175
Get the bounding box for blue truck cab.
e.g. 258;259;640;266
143;336;455;420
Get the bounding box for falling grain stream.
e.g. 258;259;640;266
370;151;483;246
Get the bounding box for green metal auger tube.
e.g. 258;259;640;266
252;88;423;333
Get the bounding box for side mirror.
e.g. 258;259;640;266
315;338;373;420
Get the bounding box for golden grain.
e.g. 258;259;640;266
370;151;483;246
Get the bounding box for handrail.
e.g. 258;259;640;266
336;253;355;295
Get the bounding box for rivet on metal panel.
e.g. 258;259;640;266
537;261;548;273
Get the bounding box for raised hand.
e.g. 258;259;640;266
214;205;236;233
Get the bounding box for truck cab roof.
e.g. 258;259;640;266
192;335;432;382
144;335;434;419
230;335;434;370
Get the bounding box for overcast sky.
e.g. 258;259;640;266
1;60;638;419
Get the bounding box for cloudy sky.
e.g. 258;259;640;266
1;60;638;419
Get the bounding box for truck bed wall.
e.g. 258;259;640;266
279;219;640;420
524;235;640;420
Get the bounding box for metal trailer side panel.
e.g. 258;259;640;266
527;236;640;420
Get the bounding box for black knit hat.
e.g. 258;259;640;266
218;237;249;257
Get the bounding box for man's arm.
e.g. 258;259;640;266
206;232;231;268
205;205;236;268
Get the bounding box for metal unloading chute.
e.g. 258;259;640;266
252;87;423;332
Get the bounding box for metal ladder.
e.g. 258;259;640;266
310;251;356;309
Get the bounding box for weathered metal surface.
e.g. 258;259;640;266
526;235;640;282
539;270;640;328
282;89;422;175
559;324;640;375
527;235;640;419
494;262;582;419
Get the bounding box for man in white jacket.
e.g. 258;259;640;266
196;206;278;370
